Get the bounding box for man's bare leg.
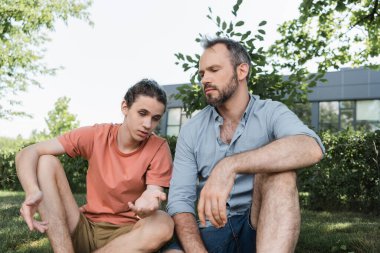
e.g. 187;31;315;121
95;210;174;253
251;171;300;253
36;155;80;253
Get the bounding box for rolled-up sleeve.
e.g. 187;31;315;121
269;101;325;153
166;129;199;216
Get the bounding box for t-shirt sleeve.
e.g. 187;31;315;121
146;140;173;188
268;101;325;153
57;126;95;159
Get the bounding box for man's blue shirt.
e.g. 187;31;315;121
167;94;324;226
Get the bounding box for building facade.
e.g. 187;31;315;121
159;67;380;136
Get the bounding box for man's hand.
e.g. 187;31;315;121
20;190;48;233
128;187;166;218
198;157;236;228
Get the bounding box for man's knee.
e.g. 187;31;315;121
257;171;297;194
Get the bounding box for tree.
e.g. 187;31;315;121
45;96;79;138
174;0;322;116
270;0;380;77
0;0;92;119
174;0;380;116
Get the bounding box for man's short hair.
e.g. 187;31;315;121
202;37;251;81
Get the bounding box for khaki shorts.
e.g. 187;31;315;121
71;213;135;253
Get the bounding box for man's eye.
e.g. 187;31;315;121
153;116;161;122
139;111;147;116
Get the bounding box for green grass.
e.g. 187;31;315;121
0;191;85;253
297;210;380;253
1;191;379;253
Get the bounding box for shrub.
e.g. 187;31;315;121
164;135;178;158
298;129;380;214
0;141;88;193
2;131;379;214
0;147;21;190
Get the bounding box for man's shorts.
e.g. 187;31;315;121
163;209;256;253
71;213;135;253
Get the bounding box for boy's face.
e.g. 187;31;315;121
122;95;165;142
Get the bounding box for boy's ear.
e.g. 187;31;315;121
121;100;128;115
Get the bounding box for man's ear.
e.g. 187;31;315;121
121;100;128;115
237;63;249;81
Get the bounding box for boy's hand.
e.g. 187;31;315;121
128;188;166;218
20;190;49;233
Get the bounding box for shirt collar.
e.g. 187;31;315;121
211;93;256;123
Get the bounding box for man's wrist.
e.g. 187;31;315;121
224;155;237;176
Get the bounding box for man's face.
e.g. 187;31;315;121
122;95;165;142
198;43;239;107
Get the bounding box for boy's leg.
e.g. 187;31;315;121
36;155;80;253
251;171;300;253
95;210;174;253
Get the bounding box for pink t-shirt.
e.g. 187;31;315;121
58;123;172;224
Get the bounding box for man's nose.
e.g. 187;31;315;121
201;73;211;85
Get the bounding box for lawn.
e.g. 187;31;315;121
1;190;379;253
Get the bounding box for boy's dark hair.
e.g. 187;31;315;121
202;37;251;81
124;79;167;109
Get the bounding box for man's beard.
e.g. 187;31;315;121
205;72;239;107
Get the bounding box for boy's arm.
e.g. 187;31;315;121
16;138;66;231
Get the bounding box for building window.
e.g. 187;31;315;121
319;101;339;131
356;100;380;131
319;99;380;131
166;108;197;136
339;101;355;129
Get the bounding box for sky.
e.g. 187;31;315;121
0;0;301;138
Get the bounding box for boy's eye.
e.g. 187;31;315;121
153;116;161;121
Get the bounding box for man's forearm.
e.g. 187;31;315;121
229;135;323;174
173;213;207;253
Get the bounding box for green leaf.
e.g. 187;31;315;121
255;34;264;41
258;29;266;35
226;22;234;33
236;21;244;26
222;21;227;30
186;55;194;63
258;20;267;26
241;31;252;41
232;0;243;16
